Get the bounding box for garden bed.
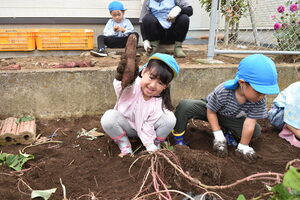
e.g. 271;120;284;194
0;47;244;71
1;116;299;200
0;47;299;199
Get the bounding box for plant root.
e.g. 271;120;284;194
130;149;284;199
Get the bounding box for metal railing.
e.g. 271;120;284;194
206;0;300;59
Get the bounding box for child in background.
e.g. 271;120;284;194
268;81;300;148
91;1;139;57
101;53;179;157
172;54;280;163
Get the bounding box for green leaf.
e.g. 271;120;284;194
16;116;35;124
31;188;57;200
161;141;174;151
4;153;34;171
271;184;292;199
0;152;9;162
283;167;300;192
236;194;246;200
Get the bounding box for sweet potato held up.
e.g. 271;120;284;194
117;34;139;88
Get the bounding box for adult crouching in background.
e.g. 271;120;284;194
140;0;193;58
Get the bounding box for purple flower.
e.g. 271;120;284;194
290;4;299;12
277;5;285;13
274;23;282;30
298;20;300;25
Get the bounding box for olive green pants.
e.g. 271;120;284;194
174;99;261;139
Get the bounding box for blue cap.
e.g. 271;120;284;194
141;53;180;77
224;54;280;95
108;1;126;12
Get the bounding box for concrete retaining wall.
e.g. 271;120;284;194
0;65;298;119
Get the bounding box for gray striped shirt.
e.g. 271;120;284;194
206;83;267;119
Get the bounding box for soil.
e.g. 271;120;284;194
0;46;244;71
1;46;300;199
1;116;300;200
1;45;298;71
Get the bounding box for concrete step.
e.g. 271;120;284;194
0;43;207;59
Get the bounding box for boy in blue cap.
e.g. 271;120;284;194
91;1;139;57
172;54;280;163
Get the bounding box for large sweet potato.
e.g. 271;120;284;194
120;34;138;88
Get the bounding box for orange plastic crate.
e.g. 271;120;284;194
36;29;94;50
0;29;36;51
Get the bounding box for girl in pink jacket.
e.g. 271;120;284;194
101;53;180;157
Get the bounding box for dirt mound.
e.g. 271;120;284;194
0;116;299;200
0;49;240;71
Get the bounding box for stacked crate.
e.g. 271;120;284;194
0;29;36;51
36;29;94;50
0;29;94;51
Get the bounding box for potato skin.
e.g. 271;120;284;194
116;34;139;89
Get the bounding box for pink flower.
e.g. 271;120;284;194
271;15;276;20
277;5;285;13
274;23;282;30
290;4;299;12
298;20;300;25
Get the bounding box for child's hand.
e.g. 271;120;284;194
115;56;126;81
114;26;125;32
146;144;159;152
114;25;119;32
235;143;258;163
118;27;126;32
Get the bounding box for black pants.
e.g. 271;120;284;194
174;99;262;140
140;14;190;44
97;32;139;50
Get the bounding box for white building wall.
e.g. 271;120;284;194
0;0;141;18
0;0;284;30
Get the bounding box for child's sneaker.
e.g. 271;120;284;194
172;130;187;146
90;48;108;57
154;137;165;149
111;133;133;157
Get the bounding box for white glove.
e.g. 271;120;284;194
213;130;226;142
235;143;258;163
236;143;255;154
167;6;182;21
212;130;227;157
143;40;152;53
146;143;159;152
